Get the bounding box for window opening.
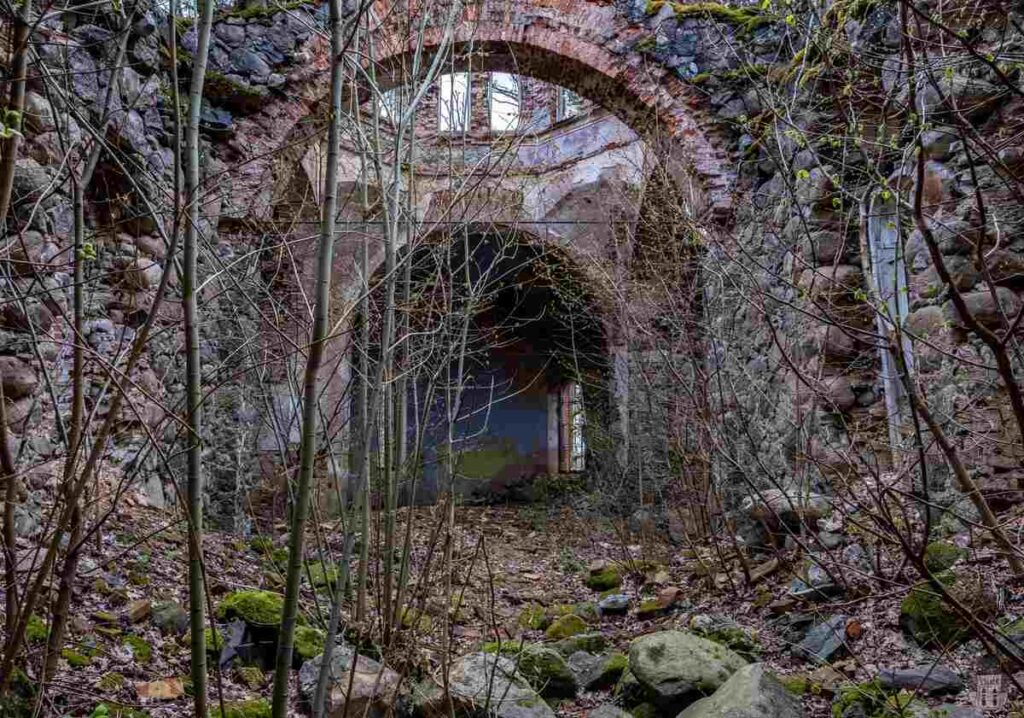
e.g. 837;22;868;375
488;72;521;132
558;88;584;121
439;73;471;132
560;382;586;472
377;88;403;123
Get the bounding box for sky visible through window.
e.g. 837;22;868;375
439;73;470;132
489;73;520;132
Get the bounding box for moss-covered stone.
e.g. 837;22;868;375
545;613;588;640
249;536;274;554
516;644;577;697
305;560;340;589
830;680;920;718
123;635;152;664
294;625;325;661
924;542;966;573
26;614;48;643
400;607;434;632
572;601;600;622
236;666;265;690
518;603;551;631
62;649;91;668
585;564;623;591
210;698;271;718
636;598;664;620
552;632;610;656
96;672;126;692
899;571;990;648
217;590;284;627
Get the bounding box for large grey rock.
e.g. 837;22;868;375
675;663;802;718
591;706;632;718
629;631;747;711
414;652;554;718
877;665;963;695
298;644;401;718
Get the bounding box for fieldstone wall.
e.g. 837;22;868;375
3;0;1023;535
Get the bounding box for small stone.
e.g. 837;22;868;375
598;594;630;616
793;615;848;664
135;677;184;701
877;665;963;695
151;601;189;635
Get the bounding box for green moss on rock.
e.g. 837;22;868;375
26;615;48;643
552;632;610;656
294;625;325;661
545;613;588;640
210;699;271;718
924;542;966;573
236;666;265;690
518;603;551;631
585;565;623;591
636;598;664;620
900;571;987;648
217;590;284;626
123;635;152;664
516;645;577;697
62;649;91;668
96;672;126;692
306;560;340;589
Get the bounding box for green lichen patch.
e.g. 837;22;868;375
26;615;48;643
899;571;992;649
217;590;284;627
123;635;153;664
830;680;921;718
545;613;588;640
305;560;340;589
294;625;325;661
203;72;268;115
584;564;623;591
400;607;435;632
572;601;600;622
924;542;966;573
646;1;773;33
210;698;271;718
592;652;629;688
635;598;664;620
518;603;551;631
62;649;92;668
219;0;308;21
551;632;610;656
96;672;126;693
236;666;265;690
515;645;577;697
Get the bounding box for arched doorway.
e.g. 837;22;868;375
352;227;609;505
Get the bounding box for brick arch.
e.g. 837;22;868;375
367;0;734;213
237;0;736;223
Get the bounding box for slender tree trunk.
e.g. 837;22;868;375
0;0;32;224
183;0;218;714
271;0;345;712
0;385;17;659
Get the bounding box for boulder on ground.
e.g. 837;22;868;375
675;663;803;718
414;652;555;718
299;643;400;718
628;631;747;712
